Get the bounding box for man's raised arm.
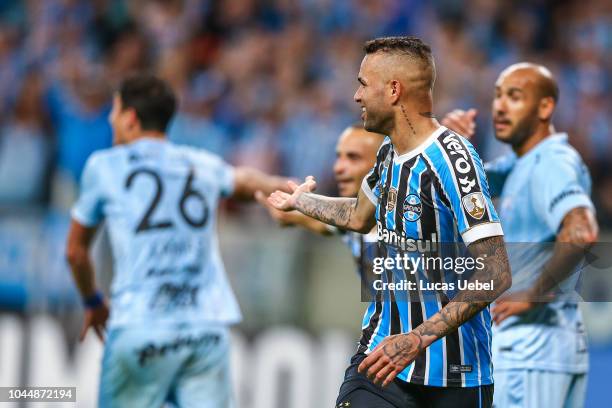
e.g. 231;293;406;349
268;176;376;234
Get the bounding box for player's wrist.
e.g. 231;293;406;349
83;290;104;309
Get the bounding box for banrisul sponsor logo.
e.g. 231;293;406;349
376;221;438;252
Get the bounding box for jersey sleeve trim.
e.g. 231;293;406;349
221;165;236;197
548;193;595;233
361;177;378;205
461;222;504;244
70;208;101;227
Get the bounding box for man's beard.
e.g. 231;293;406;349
364;111;392;135
496;107;540;148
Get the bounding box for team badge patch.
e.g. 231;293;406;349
386;188;398;212
462;192;486;220
403;194;422;222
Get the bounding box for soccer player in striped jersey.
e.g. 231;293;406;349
268;36;511;408
443;63;599;408
65;75;289;408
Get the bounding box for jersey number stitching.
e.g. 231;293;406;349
125;168;209;233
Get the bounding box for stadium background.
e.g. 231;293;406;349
0;0;610;406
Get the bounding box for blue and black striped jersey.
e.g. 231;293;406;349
358;126;503;387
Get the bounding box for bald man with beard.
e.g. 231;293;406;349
443;63;599;408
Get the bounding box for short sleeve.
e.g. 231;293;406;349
531;151;594;233
361;138;391;205
425;131;503;244
71;154;105;226
216;158;235;198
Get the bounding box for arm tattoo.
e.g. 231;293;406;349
295;193;358;229
382;332;423;361
531;207;598;297
413;235;511;344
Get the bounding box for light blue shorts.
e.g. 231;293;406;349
494;369;587;408
99;324;233;408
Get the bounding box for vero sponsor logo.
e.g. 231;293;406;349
441;133;476;194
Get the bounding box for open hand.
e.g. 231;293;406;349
255;190;297;226
267;176;317;212
80;302;109;342
442;108;478;138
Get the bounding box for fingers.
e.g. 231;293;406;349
357;349;398;388
287;180;299;192
268;191;292;210
442;109;477;138
381;368;400;388
304;176;317;192
372;364;395;387
491;303;510;325
365;356;387;381
94;324;105;342
358;351;378;374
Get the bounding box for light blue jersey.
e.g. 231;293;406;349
72;138;241;329
490;133;592;374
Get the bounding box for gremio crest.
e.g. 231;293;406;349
402;194;422;222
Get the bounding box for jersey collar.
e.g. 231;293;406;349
392;126;448;163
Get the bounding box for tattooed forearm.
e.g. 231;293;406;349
294;193;358;230
413;235;511;346
531;207;598;298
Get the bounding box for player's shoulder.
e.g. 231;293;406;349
533;134;586;172
435;127;481;157
83;145;128;171
542;134;582;161
425;127;484;177
171;142;228;168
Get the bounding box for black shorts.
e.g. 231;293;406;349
335;354;493;408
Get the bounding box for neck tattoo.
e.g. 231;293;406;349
400;105;417;137
419;111;436;118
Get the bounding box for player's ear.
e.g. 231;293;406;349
538;97;555;121
127;108;139;129
389;79;401;104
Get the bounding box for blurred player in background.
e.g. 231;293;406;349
268;36;512;408
65;74;289;408
443;62;599;408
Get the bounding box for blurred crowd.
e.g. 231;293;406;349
0;0;610;225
